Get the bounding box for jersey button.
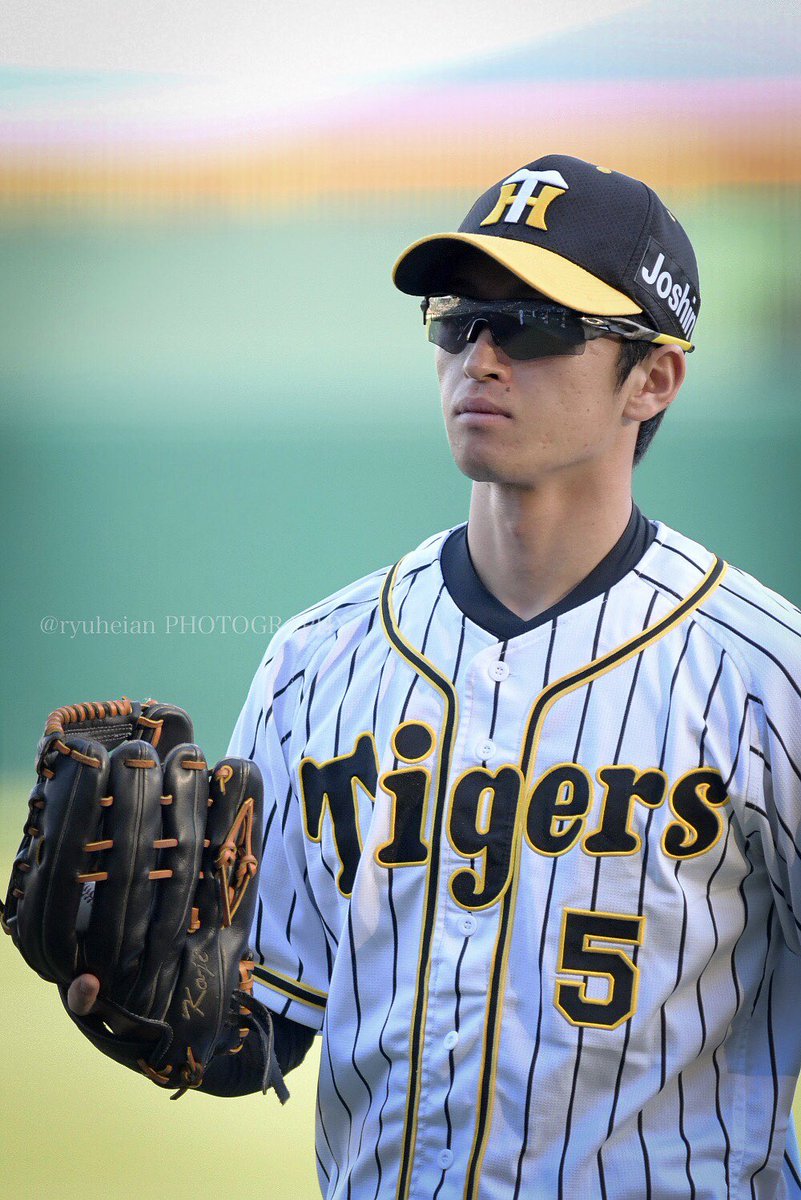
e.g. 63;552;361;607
437;1149;454;1170
475;739;495;761
444;1030;459;1050
488;661;509;682
458;914;477;936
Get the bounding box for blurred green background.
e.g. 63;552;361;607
2;192;800;772
1;3;800;1196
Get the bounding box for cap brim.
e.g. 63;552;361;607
392;232;642;317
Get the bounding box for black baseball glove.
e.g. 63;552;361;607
1;697;287;1100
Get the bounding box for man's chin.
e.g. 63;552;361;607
452;453;523;487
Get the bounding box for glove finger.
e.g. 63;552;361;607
81;740;163;997
203;757;263;937
135;702;194;761
126;743;209;1017
160;758;263;1072
10;736;110;984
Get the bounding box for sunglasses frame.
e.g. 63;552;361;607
421;296;695;356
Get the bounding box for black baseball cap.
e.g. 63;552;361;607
392;153;700;349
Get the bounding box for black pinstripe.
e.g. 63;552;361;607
395;554;442;594
749;957;780;1198
295;593;383;635
304;860;341;956
698;649;726;764
334;607;377;756
646;621;697;1195
639;569;801;712
785;1149;801;1190
604;619;696;1200
366;571;460;1200
253;796;278;964
656;534;801;628
557;595;609;1200
315;1149;330;1186
369;869;399;1200
721;583;801;638
663;648;738;1192
274;667;306;701
248;706;263;758
358;584;446;1191
700;671;745;1185
490;641;508;732
317;1089;338;1194
437;622;507;1196
514;849;559;1200
745;699;801;860
750;700;801;789
676;1071;695;1199
714;839;756;1196
510;620;559;1200
343;909;374;1200
452;614;468;681
296;667;346;916
321;1011;355;1184
432;937;470;1200
597;589;660;1197
685;819;734;1194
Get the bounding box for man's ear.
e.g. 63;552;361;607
622;345;687;422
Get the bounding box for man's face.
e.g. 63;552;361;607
434;259;636;489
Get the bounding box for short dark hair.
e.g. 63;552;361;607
616;340;665;467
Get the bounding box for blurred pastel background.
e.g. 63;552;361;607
1;2;800;1197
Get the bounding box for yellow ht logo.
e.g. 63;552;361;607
481;167;569;231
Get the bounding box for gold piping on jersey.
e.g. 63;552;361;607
253;964;328;1011
463;555;727;1200
378;560;460;1200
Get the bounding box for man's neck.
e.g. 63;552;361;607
466;479;635;622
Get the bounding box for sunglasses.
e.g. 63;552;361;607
422;296;694;359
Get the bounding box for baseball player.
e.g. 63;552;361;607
68;154;801;1198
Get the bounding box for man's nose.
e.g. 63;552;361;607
464;317;491;345
462;324;509;379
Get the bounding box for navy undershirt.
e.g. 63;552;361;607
440;504;656;641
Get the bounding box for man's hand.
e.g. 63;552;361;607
67;974;100;1016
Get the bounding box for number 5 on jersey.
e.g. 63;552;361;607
555;908;645;1030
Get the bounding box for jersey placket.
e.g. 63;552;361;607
407;639;523;1198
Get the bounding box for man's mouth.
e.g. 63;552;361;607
455;395;512;419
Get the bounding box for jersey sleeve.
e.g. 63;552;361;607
741;622;801;956
228;630;331;1030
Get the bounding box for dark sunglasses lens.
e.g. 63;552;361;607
427;316;473;354
427;308;587;360
490;314;586;360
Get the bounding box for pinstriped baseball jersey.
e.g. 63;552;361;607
228;520;801;1200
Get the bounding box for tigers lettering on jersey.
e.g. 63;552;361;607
300;729;730;899
299;732;379;897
